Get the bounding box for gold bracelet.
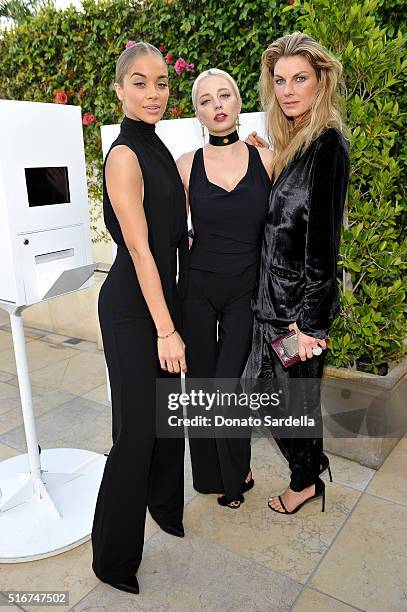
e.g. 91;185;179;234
157;328;176;340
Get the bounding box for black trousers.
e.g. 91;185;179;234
183;266;256;500
91;249;184;584
252;319;325;491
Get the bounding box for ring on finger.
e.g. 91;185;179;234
312;346;323;356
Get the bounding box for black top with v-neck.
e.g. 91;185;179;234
188;143;271;275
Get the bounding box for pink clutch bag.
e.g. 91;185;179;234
271;330;301;368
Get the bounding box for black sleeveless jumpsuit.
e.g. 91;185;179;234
183;143;270;500
91;116;189;584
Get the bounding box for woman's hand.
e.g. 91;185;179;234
158;331;187;374
245;131;270;149
288;322;327;361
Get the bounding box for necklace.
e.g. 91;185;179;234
209;130;239;146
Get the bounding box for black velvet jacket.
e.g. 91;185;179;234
252;127;349;338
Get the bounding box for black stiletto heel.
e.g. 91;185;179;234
320;454;333;482
159;522;184;538
150;513;185;538
107;575;139;594
268;478;326;515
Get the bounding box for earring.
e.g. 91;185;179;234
201;124;205;145
236;115;241;134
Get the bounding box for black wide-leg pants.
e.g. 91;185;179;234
91;251;184;584
183;266;256;500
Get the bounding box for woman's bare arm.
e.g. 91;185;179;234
176;151;195;246
106;145;186;373
257;147;274;180
176;151;195;214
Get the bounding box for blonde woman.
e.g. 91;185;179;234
177;69;273;509
247;32;349;514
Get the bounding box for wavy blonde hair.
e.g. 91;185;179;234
260;32;345;177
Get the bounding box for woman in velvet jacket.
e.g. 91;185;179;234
247;32;349;514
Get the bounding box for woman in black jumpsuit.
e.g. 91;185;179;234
91;43;189;593
177;69;272;508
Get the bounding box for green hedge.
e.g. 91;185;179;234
0;0;298;157
297;0;406;371
0;0;298;239
0;0;405;372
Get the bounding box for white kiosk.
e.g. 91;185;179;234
0;100;104;562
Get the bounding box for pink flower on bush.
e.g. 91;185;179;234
174;57;195;75
159;44;166;52
174;57;187;75
126;40;136;49
83;112;96;126
165;52;174;65
174;57;195;76
54;91;68;104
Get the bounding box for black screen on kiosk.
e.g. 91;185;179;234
25;167;71;206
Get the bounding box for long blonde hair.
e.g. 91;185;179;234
260;32;345;177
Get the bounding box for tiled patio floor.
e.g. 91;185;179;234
0;317;405;611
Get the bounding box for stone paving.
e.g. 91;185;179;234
0;317;405;611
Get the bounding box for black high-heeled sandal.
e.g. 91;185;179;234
268;477;326;515
240;469;255;494
320;454;333;482
217;492;245;509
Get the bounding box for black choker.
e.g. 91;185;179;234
209;130;239;146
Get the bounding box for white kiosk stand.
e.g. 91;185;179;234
100;112;267;400
0;100;105;562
